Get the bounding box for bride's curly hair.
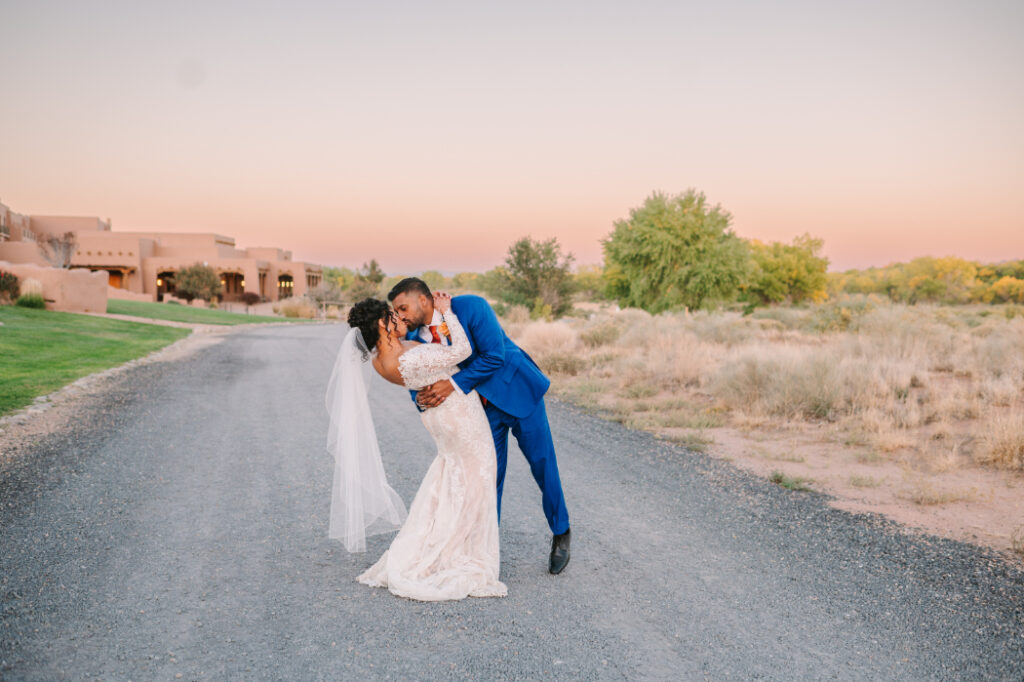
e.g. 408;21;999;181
347;298;397;357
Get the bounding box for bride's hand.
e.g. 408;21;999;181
433;292;451;313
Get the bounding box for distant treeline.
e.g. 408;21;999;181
322;190;1023;318
828;258;1024;305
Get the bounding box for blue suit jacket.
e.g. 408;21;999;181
406;295;550;418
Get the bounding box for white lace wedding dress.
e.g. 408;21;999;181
356;309;508;601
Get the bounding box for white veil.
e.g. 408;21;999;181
325;327;407;552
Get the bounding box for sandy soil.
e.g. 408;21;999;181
655;421;1024;557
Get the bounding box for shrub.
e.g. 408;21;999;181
713;346;877;421
19;278;43;296
976;413;1024;470
502;304;531;324
580;319;622;348
16;293;46;309
241;292;262;307
515;321;585;375
0;270;18;303
175;263;222;302
809;295;878;332
277;297;315;318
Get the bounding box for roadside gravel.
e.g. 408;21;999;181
1;323;1022;680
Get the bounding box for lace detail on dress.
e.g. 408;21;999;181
357;308;507;601
396;309;472;389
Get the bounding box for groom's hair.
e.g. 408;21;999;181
387;277;432;302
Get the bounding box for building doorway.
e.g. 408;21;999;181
221;272;244;301
157;271;176;302
278;274;294;299
107;270;124;288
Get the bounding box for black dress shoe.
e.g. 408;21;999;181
549;528;571;574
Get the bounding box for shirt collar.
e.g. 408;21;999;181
428;309;444;327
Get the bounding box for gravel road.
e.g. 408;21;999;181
2;323;1022;681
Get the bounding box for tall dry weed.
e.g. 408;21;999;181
977;413;1024;470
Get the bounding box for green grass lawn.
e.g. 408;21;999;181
0;306;191;416
107;299;298;325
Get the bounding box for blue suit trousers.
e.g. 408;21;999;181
484;398;570;535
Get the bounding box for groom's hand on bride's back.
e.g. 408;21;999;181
417;379;454;409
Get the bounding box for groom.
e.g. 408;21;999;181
388;277;572;574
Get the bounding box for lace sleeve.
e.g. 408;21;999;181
396;309;474;388
437;309;472;365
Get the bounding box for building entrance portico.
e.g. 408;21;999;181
156;271;176;301
277;274;294;299
220;271;244;301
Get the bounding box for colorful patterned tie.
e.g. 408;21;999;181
428;325;442;344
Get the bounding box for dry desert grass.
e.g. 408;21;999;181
506;301;1024;555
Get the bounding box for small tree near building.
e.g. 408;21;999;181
175;263;222;303
39;231;77;269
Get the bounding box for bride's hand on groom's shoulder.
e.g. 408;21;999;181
433;291;452;313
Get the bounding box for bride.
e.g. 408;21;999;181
325;291;507;601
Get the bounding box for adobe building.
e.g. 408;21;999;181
0;198;322;304
1;201;108;312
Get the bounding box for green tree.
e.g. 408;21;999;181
419;270;450;292
477;267;509;300
603;190;748;312
175;263;222;303
451;272;482;291
499;237;575;318
572;264;607;302
989;276;1024;303
323;266;356;290
347;259;386;302
743;234;829;306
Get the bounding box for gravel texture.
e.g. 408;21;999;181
1;323;1022;681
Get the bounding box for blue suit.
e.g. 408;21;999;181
406;295;570;535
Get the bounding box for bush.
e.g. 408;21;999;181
16;293;46;309
19;278;43;296
241;292;262;307
809;295;879;332
580;319;622;348
175;263;222;303
277;297;315;318
0;270;18;303
977;413;1024;470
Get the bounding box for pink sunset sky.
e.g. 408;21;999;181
1;1;1021;274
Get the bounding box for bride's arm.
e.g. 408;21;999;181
425;292;471;367
438;308;472;365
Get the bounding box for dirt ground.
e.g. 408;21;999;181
696;423;1023;556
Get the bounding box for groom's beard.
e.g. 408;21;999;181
407;309;431;330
